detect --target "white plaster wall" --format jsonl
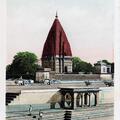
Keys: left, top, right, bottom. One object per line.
{"left": 44, "top": 72, "right": 49, "bottom": 79}
{"left": 100, "top": 74, "right": 112, "bottom": 80}
{"left": 101, "top": 65, "right": 107, "bottom": 73}
{"left": 9, "top": 89, "right": 60, "bottom": 105}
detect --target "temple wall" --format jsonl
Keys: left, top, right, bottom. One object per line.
{"left": 55, "top": 58, "right": 60, "bottom": 73}
{"left": 63, "top": 58, "right": 72, "bottom": 72}
{"left": 42, "top": 59, "right": 55, "bottom": 71}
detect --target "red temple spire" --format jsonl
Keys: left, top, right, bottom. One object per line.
{"left": 42, "top": 15, "right": 72, "bottom": 58}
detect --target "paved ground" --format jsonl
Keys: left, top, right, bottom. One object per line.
{"left": 6, "top": 81, "right": 106, "bottom": 93}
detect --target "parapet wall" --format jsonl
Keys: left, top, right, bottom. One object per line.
{"left": 100, "top": 74, "right": 113, "bottom": 80}
{"left": 36, "top": 72, "right": 113, "bottom": 81}
{"left": 50, "top": 73, "right": 113, "bottom": 80}
{"left": 53, "top": 74, "right": 100, "bottom": 80}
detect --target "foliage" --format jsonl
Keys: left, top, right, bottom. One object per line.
{"left": 102, "top": 60, "right": 111, "bottom": 65}
{"left": 94, "top": 60, "right": 111, "bottom": 66}
{"left": 72, "top": 57, "right": 82, "bottom": 72}
{"left": 6, "top": 51, "right": 39, "bottom": 79}
{"left": 72, "top": 57, "right": 94, "bottom": 73}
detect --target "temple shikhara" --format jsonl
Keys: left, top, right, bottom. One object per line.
{"left": 41, "top": 14, "right": 72, "bottom": 73}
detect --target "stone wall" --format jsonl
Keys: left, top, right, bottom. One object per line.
{"left": 53, "top": 74, "right": 100, "bottom": 80}
{"left": 36, "top": 72, "right": 113, "bottom": 81}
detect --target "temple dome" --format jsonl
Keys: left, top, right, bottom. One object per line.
{"left": 42, "top": 16, "right": 72, "bottom": 58}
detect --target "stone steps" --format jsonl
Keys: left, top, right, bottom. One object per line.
{"left": 6, "top": 93, "right": 20, "bottom": 105}
{"left": 6, "top": 103, "right": 113, "bottom": 120}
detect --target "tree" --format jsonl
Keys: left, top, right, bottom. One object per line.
{"left": 6, "top": 51, "right": 39, "bottom": 79}
{"left": 72, "top": 57, "right": 82, "bottom": 72}
{"left": 102, "top": 60, "right": 111, "bottom": 65}
{"left": 72, "top": 57, "right": 94, "bottom": 73}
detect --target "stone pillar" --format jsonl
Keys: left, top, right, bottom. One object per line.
{"left": 96, "top": 92, "right": 99, "bottom": 106}
{"left": 62, "top": 57, "right": 64, "bottom": 73}
{"left": 60, "top": 58, "right": 63, "bottom": 73}
{"left": 59, "top": 58, "right": 61, "bottom": 73}
{"left": 87, "top": 94, "right": 89, "bottom": 106}
{"left": 94, "top": 92, "right": 99, "bottom": 106}
{"left": 73, "top": 93, "right": 77, "bottom": 109}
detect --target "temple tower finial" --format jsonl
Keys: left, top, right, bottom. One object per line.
{"left": 55, "top": 11, "right": 58, "bottom": 19}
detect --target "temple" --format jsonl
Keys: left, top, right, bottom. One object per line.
{"left": 41, "top": 14, "right": 72, "bottom": 73}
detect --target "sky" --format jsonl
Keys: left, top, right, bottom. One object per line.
{"left": 7, "top": 0, "right": 114, "bottom": 65}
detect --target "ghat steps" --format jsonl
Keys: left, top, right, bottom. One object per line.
{"left": 6, "top": 93, "right": 20, "bottom": 105}
{"left": 6, "top": 103, "right": 113, "bottom": 120}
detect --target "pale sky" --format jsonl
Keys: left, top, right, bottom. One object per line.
{"left": 7, "top": 0, "right": 114, "bottom": 64}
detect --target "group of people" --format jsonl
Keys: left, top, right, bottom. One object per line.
{"left": 28, "top": 105, "right": 43, "bottom": 120}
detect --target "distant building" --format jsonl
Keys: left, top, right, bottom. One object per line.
{"left": 94, "top": 61, "right": 111, "bottom": 74}
{"left": 41, "top": 13, "right": 72, "bottom": 73}
{"left": 36, "top": 68, "right": 50, "bottom": 81}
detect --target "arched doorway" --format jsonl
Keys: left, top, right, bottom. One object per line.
{"left": 64, "top": 93, "right": 72, "bottom": 108}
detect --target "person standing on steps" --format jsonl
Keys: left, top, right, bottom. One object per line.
{"left": 38, "top": 110, "right": 43, "bottom": 120}
{"left": 28, "top": 105, "right": 33, "bottom": 116}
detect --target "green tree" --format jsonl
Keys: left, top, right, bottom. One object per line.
{"left": 102, "top": 60, "right": 111, "bottom": 65}
{"left": 72, "top": 57, "right": 82, "bottom": 72}
{"left": 6, "top": 51, "right": 39, "bottom": 78}
{"left": 72, "top": 57, "right": 93, "bottom": 73}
